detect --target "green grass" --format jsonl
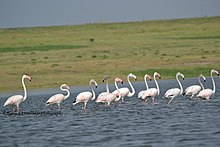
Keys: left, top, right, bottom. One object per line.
{"left": 0, "top": 16, "right": 220, "bottom": 92}
{"left": 0, "top": 45, "right": 87, "bottom": 52}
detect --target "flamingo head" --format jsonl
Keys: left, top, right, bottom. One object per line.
{"left": 23, "top": 75, "right": 32, "bottom": 81}
{"left": 177, "top": 72, "right": 184, "bottom": 80}
{"left": 211, "top": 69, "right": 219, "bottom": 76}
{"left": 61, "top": 84, "right": 70, "bottom": 90}
{"left": 200, "top": 74, "right": 206, "bottom": 82}
{"left": 115, "top": 78, "right": 123, "bottom": 84}
{"left": 154, "top": 72, "right": 161, "bottom": 79}
{"left": 145, "top": 74, "right": 152, "bottom": 81}
{"left": 90, "top": 79, "right": 98, "bottom": 88}
{"left": 102, "top": 75, "right": 110, "bottom": 82}
{"left": 129, "top": 73, "right": 137, "bottom": 81}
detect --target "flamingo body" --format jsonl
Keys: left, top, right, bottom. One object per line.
{"left": 197, "top": 89, "right": 214, "bottom": 99}
{"left": 96, "top": 92, "right": 109, "bottom": 103}
{"left": 164, "top": 88, "right": 181, "bottom": 99}
{"left": 142, "top": 88, "right": 158, "bottom": 99}
{"left": 184, "top": 85, "right": 201, "bottom": 98}
{"left": 4, "top": 95, "right": 24, "bottom": 107}
{"left": 113, "top": 88, "right": 129, "bottom": 99}
{"left": 76, "top": 91, "right": 93, "bottom": 102}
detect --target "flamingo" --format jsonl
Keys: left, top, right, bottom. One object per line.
{"left": 96, "top": 75, "right": 110, "bottom": 104}
{"left": 3, "top": 75, "right": 32, "bottom": 112}
{"left": 96, "top": 78, "right": 123, "bottom": 105}
{"left": 73, "top": 79, "right": 97, "bottom": 110}
{"left": 183, "top": 74, "right": 206, "bottom": 98}
{"left": 138, "top": 74, "right": 152, "bottom": 99}
{"left": 46, "top": 84, "right": 70, "bottom": 109}
{"left": 112, "top": 73, "right": 137, "bottom": 101}
{"left": 141, "top": 72, "right": 161, "bottom": 103}
{"left": 197, "top": 69, "right": 219, "bottom": 99}
{"left": 164, "top": 72, "right": 184, "bottom": 104}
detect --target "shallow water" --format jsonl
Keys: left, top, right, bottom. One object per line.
{"left": 0, "top": 77, "right": 220, "bottom": 147}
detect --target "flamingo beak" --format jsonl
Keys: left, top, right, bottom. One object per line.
{"left": 159, "top": 77, "right": 161, "bottom": 79}
{"left": 95, "top": 85, "right": 97, "bottom": 88}
{"left": 103, "top": 80, "right": 105, "bottom": 82}
{"left": 121, "top": 81, "right": 123, "bottom": 84}
{"left": 135, "top": 78, "right": 137, "bottom": 81}
{"left": 150, "top": 79, "right": 152, "bottom": 81}
{"left": 218, "top": 73, "right": 219, "bottom": 76}
{"left": 183, "top": 78, "right": 185, "bottom": 80}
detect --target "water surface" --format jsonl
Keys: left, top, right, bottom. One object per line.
{"left": 1, "top": 77, "right": 220, "bottom": 147}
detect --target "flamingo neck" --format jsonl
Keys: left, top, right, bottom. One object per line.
{"left": 62, "top": 88, "right": 70, "bottom": 100}
{"left": 198, "top": 75, "right": 204, "bottom": 90}
{"left": 106, "top": 80, "right": 109, "bottom": 93}
{"left": 176, "top": 74, "right": 183, "bottom": 95}
{"left": 90, "top": 81, "right": 96, "bottom": 100}
{"left": 154, "top": 74, "right": 160, "bottom": 95}
{"left": 144, "top": 75, "right": 149, "bottom": 90}
{"left": 211, "top": 71, "right": 216, "bottom": 93}
{"left": 127, "top": 75, "right": 135, "bottom": 97}
{"left": 115, "top": 80, "right": 121, "bottom": 101}
{"left": 22, "top": 76, "right": 27, "bottom": 101}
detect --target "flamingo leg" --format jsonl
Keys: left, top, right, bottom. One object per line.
{"left": 51, "top": 104, "right": 54, "bottom": 110}
{"left": 168, "top": 97, "right": 174, "bottom": 104}
{"left": 190, "top": 95, "right": 194, "bottom": 99}
{"left": 58, "top": 104, "right": 61, "bottom": 110}
{"left": 82, "top": 103, "right": 85, "bottom": 110}
{"left": 16, "top": 105, "right": 20, "bottom": 113}
{"left": 152, "top": 97, "right": 155, "bottom": 104}
{"left": 84, "top": 102, "right": 87, "bottom": 110}
{"left": 144, "top": 98, "right": 148, "bottom": 103}
{"left": 13, "top": 106, "right": 17, "bottom": 112}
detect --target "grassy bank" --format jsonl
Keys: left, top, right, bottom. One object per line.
{"left": 0, "top": 17, "right": 220, "bottom": 92}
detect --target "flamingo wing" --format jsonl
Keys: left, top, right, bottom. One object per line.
{"left": 4, "top": 95, "right": 24, "bottom": 106}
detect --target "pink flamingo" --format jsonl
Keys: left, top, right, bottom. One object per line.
{"left": 183, "top": 74, "right": 206, "bottom": 98}
{"left": 96, "top": 78, "right": 123, "bottom": 105}
{"left": 46, "top": 84, "right": 70, "bottom": 109}
{"left": 164, "top": 72, "right": 184, "bottom": 104}
{"left": 112, "top": 73, "right": 137, "bottom": 101}
{"left": 96, "top": 75, "right": 110, "bottom": 104}
{"left": 3, "top": 75, "right": 32, "bottom": 112}
{"left": 138, "top": 74, "right": 152, "bottom": 99}
{"left": 73, "top": 79, "right": 97, "bottom": 110}
{"left": 197, "top": 69, "right": 219, "bottom": 99}
{"left": 141, "top": 72, "right": 161, "bottom": 103}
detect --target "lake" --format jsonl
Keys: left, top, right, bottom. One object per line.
{"left": 0, "top": 77, "right": 220, "bottom": 146}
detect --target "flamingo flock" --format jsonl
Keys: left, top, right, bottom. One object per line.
{"left": 2, "top": 69, "right": 219, "bottom": 112}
